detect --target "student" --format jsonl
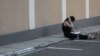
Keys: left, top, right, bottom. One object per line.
{"left": 62, "top": 16, "right": 96, "bottom": 40}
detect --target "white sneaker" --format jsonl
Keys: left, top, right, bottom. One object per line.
{"left": 88, "top": 34, "right": 96, "bottom": 40}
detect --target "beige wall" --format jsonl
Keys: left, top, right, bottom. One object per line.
{"left": 67, "top": 0, "right": 86, "bottom": 20}
{"left": 0, "top": 0, "right": 29, "bottom": 35}
{"left": 0, "top": 0, "right": 99, "bottom": 35}
{"left": 35, "top": 0, "right": 62, "bottom": 28}
{"left": 90, "top": 0, "right": 100, "bottom": 17}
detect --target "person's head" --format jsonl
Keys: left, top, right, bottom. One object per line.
{"left": 69, "top": 16, "right": 75, "bottom": 22}
{"left": 64, "top": 16, "right": 75, "bottom": 22}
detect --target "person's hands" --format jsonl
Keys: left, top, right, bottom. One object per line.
{"left": 68, "top": 18, "right": 71, "bottom": 23}
{"left": 69, "top": 18, "right": 74, "bottom": 27}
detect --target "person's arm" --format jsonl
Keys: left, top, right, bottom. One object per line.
{"left": 71, "top": 28, "right": 75, "bottom": 32}
{"left": 64, "top": 21, "right": 73, "bottom": 28}
{"left": 68, "top": 18, "right": 74, "bottom": 27}
{"left": 64, "top": 21, "right": 76, "bottom": 32}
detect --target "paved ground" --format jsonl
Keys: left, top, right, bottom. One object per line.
{"left": 0, "top": 24, "right": 99, "bottom": 56}
{"left": 0, "top": 34, "right": 66, "bottom": 56}
{"left": 24, "top": 33, "right": 100, "bottom": 56}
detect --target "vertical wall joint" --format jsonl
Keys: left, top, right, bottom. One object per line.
{"left": 86, "top": 0, "right": 89, "bottom": 18}
{"left": 62, "top": 0, "right": 67, "bottom": 22}
{"left": 29, "top": 0, "right": 35, "bottom": 30}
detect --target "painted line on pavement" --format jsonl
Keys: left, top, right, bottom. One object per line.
{"left": 47, "top": 47, "right": 83, "bottom": 51}
{"left": 74, "top": 40, "right": 100, "bottom": 43}
{"left": 15, "top": 47, "right": 35, "bottom": 54}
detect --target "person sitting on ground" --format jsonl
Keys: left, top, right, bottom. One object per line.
{"left": 62, "top": 16, "right": 96, "bottom": 40}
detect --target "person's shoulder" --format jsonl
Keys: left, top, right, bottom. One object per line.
{"left": 64, "top": 21, "right": 69, "bottom": 26}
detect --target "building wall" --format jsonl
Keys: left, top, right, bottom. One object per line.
{"left": 0, "top": 0, "right": 29, "bottom": 35}
{"left": 35, "top": 0, "right": 62, "bottom": 28}
{"left": 90, "top": 0, "right": 100, "bottom": 17}
{"left": 67, "top": 0, "right": 86, "bottom": 20}
{"left": 0, "top": 0, "right": 100, "bottom": 35}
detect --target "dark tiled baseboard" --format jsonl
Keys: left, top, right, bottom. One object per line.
{"left": 74, "top": 16, "right": 100, "bottom": 29}
{"left": 0, "top": 24, "right": 62, "bottom": 46}
{"left": 0, "top": 16, "right": 100, "bottom": 46}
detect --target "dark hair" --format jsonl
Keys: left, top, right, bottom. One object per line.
{"left": 70, "top": 16, "right": 75, "bottom": 22}
{"left": 64, "top": 17, "right": 69, "bottom": 22}
{"left": 64, "top": 16, "right": 75, "bottom": 22}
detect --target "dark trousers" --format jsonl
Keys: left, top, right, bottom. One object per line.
{"left": 64, "top": 32, "right": 88, "bottom": 40}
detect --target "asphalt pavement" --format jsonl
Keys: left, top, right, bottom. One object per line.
{"left": 24, "top": 33, "right": 100, "bottom": 56}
